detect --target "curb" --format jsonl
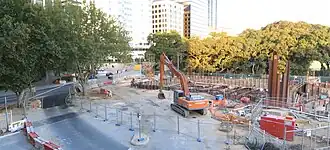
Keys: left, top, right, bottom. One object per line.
{"left": 23, "top": 118, "right": 63, "bottom": 150}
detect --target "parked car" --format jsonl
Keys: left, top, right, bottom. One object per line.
{"left": 106, "top": 72, "right": 113, "bottom": 76}
{"left": 107, "top": 72, "right": 114, "bottom": 80}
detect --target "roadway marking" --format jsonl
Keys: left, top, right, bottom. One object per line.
{"left": 0, "top": 132, "right": 20, "bottom": 139}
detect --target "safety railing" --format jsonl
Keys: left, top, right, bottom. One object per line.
{"left": 248, "top": 97, "right": 330, "bottom": 150}
{"left": 71, "top": 98, "right": 248, "bottom": 148}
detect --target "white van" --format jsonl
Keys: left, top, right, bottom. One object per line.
{"left": 8, "top": 120, "right": 25, "bottom": 133}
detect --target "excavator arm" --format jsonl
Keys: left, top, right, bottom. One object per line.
{"left": 158, "top": 52, "right": 190, "bottom": 99}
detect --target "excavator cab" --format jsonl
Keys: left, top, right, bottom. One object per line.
{"left": 173, "top": 90, "right": 185, "bottom": 103}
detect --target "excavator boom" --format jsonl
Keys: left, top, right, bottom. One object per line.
{"left": 158, "top": 52, "right": 189, "bottom": 99}
{"left": 158, "top": 52, "right": 209, "bottom": 118}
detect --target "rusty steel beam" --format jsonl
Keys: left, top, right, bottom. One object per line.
{"left": 267, "top": 52, "right": 291, "bottom": 107}
{"left": 281, "top": 61, "right": 290, "bottom": 104}
{"left": 271, "top": 54, "right": 279, "bottom": 106}
{"left": 268, "top": 60, "right": 273, "bottom": 98}
{"left": 276, "top": 73, "right": 282, "bottom": 107}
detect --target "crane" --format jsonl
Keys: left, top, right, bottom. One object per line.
{"left": 158, "top": 52, "right": 209, "bottom": 117}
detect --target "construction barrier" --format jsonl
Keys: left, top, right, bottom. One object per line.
{"left": 23, "top": 118, "right": 63, "bottom": 150}
{"left": 103, "top": 81, "right": 112, "bottom": 85}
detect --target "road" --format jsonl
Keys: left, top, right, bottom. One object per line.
{"left": 0, "top": 83, "right": 74, "bottom": 106}
{"left": 0, "top": 112, "right": 130, "bottom": 150}
{"left": 0, "top": 70, "right": 141, "bottom": 106}
{"left": 32, "top": 112, "right": 130, "bottom": 150}
{"left": 0, "top": 133, "right": 33, "bottom": 150}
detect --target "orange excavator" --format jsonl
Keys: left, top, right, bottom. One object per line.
{"left": 158, "top": 52, "right": 210, "bottom": 117}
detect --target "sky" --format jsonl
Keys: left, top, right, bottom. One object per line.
{"left": 217, "top": 0, "right": 330, "bottom": 35}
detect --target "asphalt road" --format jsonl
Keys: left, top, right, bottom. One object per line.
{"left": 0, "top": 70, "right": 140, "bottom": 105}
{"left": 33, "top": 112, "right": 129, "bottom": 150}
{"left": 0, "top": 83, "right": 74, "bottom": 105}
{"left": 0, "top": 112, "right": 129, "bottom": 150}
{"left": 0, "top": 133, "right": 33, "bottom": 150}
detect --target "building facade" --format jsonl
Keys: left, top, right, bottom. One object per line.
{"left": 130, "top": 0, "right": 153, "bottom": 60}
{"left": 94, "top": 0, "right": 152, "bottom": 60}
{"left": 32, "top": 0, "right": 153, "bottom": 60}
{"left": 208, "top": 0, "right": 217, "bottom": 30}
{"left": 183, "top": 4, "right": 191, "bottom": 38}
{"left": 177, "top": 0, "right": 209, "bottom": 38}
{"left": 152, "top": 0, "right": 184, "bottom": 36}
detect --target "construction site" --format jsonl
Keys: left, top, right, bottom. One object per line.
{"left": 124, "top": 52, "right": 330, "bottom": 150}
{"left": 2, "top": 53, "right": 330, "bottom": 150}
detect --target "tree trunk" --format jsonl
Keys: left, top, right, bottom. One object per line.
{"left": 81, "top": 83, "right": 86, "bottom": 96}
{"left": 252, "top": 64, "right": 255, "bottom": 74}
{"left": 15, "top": 92, "right": 20, "bottom": 108}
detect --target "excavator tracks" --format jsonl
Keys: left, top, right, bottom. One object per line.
{"left": 198, "top": 108, "right": 208, "bottom": 115}
{"left": 171, "top": 104, "right": 189, "bottom": 118}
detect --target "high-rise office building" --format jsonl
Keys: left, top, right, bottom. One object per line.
{"left": 95, "top": 0, "right": 152, "bottom": 60}
{"left": 106, "top": 0, "right": 133, "bottom": 36}
{"left": 130, "top": 0, "right": 153, "bottom": 60}
{"left": 208, "top": 0, "right": 217, "bottom": 29}
{"left": 177, "top": 0, "right": 209, "bottom": 38}
{"left": 32, "top": 0, "right": 153, "bottom": 60}
{"left": 152, "top": 0, "right": 184, "bottom": 36}
{"left": 183, "top": 3, "right": 191, "bottom": 38}
{"left": 32, "top": 0, "right": 82, "bottom": 6}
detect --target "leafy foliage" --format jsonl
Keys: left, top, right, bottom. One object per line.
{"left": 188, "top": 21, "right": 330, "bottom": 75}
{"left": 0, "top": 0, "right": 131, "bottom": 105}
{"left": 147, "top": 31, "right": 187, "bottom": 70}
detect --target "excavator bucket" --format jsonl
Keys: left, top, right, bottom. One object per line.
{"left": 158, "top": 92, "right": 166, "bottom": 99}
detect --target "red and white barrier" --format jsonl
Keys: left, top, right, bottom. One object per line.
{"left": 103, "top": 81, "right": 113, "bottom": 85}
{"left": 22, "top": 118, "right": 63, "bottom": 150}
{"left": 44, "top": 141, "right": 62, "bottom": 150}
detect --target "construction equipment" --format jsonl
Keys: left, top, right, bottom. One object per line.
{"left": 142, "top": 63, "right": 155, "bottom": 80}
{"left": 211, "top": 94, "right": 227, "bottom": 107}
{"left": 209, "top": 104, "right": 250, "bottom": 125}
{"left": 158, "top": 52, "right": 209, "bottom": 117}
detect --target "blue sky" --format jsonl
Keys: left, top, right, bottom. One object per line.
{"left": 217, "top": 0, "right": 330, "bottom": 35}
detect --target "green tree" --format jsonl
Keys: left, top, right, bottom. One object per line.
{"left": 56, "top": 1, "right": 131, "bottom": 95}
{"left": 147, "top": 31, "right": 187, "bottom": 70}
{"left": 187, "top": 21, "right": 330, "bottom": 75}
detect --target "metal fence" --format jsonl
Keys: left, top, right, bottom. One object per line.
{"left": 0, "top": 110, "right": 13, "bottom": 132}
{"left": 246, "top": 97, "right": 330, "bottom": 150}
{"left": 245, "top": 119, "right": 330, "bottom": 150}
{"left": 189, "top": 72, "right": 330, "bottom": 83}
{"left": 71, "top": 97, "right": 248, "bottom": 148}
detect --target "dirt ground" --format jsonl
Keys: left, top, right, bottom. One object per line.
{"left": 83, "top": 84, "right": 249, "bottom": 149}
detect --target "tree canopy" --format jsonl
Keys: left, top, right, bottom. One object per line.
{"left": 0, "top": 0, "right": 131, "bottom": 106}
{"left": 187, "top": 21, "right": 330, "bottom": 75}
{"left": 147, "top": 31, "right": 187, "bottom": 70}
